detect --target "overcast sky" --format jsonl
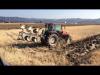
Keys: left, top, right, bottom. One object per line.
{"left": 0, "top": 9, "right": 100, "bottom": 19}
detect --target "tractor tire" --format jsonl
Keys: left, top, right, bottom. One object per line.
{"left": 48, "top": 34, "right": 59, "bottom": 48}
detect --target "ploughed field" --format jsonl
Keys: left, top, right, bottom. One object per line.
{"left": 0, "top": 23, "right": 100, "bottom": 66}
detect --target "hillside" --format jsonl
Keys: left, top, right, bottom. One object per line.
{"left": 0, "top": 16, "right": 100, "bottom": 24}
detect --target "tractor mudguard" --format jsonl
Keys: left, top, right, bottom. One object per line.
{"left": 48, "top": 31, "right": 59, "bottom": 36}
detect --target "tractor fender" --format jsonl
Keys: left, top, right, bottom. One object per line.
{"left": 48, "top": 31, "right": 59, "bottom": 36}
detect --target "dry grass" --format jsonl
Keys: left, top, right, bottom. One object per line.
{"left": 62, "top": 25, "right": 100, "bottom": 41}
{"left": 0, "top": 24, "right": 100, "bottom": 66}
{"left": 0, "top": 47, "right": 68, "bottom": 65}
{"left": 88, "top": 49, "right": 100, "bottom": 65}
{"left": 0, "top": 29, "right": 68, "bottom": 65}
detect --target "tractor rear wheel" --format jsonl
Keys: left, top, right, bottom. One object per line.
{"left": 48, "top": 34, "right": 59, "bottom": 48}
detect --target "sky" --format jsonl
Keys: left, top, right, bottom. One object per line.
{"left": 0, "top": 9, "right": 100, "bottom": 19}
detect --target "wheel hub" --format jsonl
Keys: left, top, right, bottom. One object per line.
{"left": 49, "top": 37, "right": 56, "bottom": 44}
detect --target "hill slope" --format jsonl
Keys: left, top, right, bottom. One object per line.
{"left": 0, "top": 16, "right": 100, "bottom": 24}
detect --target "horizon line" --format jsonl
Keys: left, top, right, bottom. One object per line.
{"left": 0, "top": 16, "right": 100, "bottom": 19}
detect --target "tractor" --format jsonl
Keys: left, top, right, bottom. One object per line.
{"left": 42, "top": 23, "right": 72, "bottom": 49}
{"left": 17, "top": 23, "right": 72, "bottom": 49}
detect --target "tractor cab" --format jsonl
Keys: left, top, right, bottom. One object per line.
{"left": 45, "top": 23, "right": 67, "bottom": 35}
{"left": 44, "top": 23, "right": 72, "bottom": 48}
{"left": 45, "top": 23, "right": 62, "bottom": 32}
